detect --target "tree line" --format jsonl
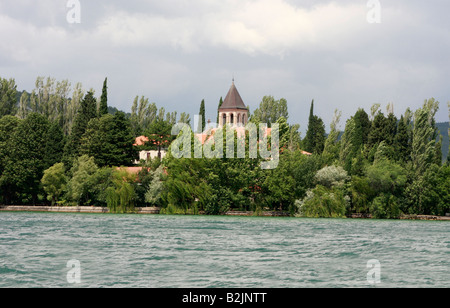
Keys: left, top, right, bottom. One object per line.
{"left": 0, "top": 75, "right": 449, "bottom": 218}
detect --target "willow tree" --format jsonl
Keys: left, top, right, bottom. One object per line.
{"left": 106, "top": 169, "right": 137, "bottom": 214}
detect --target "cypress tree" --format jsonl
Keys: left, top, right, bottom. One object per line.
{"left": 303, "top": 100, "right": 315, "bottom": 153}
{"left": 99, "top": 78, "right": 108, "bottom": 116}
{"left": 303, "top": 100, "right": 325, "bottom": 154}
{"left": 199, "top": 99, "right": 206, "bottom": 132}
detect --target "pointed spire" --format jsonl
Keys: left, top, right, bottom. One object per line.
{"left": 219, "top": 80, "right": 247, "bottom": 111}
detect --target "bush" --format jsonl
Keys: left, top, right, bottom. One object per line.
{"left": 296, "top": 185, "right": 348, "bottom": 218}
{"left": 369, "top": 193, "right": 401, "bottom": 219}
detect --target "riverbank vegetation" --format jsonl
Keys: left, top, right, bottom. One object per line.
{"left": 0, "top": 76, "right": 449, "bottom": 218}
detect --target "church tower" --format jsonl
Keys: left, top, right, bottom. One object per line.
{"left": 218, "top": 80, "right": 249, "bottom": 127}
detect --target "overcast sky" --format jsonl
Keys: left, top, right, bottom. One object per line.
{"left": 1, "top": 0, "right": 449, "bottom": 133}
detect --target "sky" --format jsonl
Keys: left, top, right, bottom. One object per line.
{"left": 1, "top": 0, "right": 449, "bottom": 133}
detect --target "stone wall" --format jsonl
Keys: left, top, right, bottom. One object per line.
{"left": 0, "top": 206, "right": 161, "bottom": 214}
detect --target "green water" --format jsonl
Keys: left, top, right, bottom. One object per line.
{"left": 0, "top": 212, "right": 448, "bottom": 288}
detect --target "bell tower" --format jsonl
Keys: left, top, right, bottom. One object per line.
{"left": 218, "top": 80, "right": 249, "bottom": 127}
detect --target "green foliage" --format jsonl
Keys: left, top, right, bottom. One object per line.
{"left": 2, "top": 74, "right": 449, "bottom": 220}
{"left": 314, "top": 165, "right": 349, "bottom": 189}
{"left": 296, "top": 185, "right": 348, "bottom": 218}
{"left": 144, "top": 165, "right": 165, "bottom": 206}
{"left": 322, "top": 110, "right": 341, "bottom": 165}
{"left": 0, "top": 77, "right": 18, "bottom": 117}
{"left": 251, "top": 95, "right": 288, "bottom": 127}
{"left": 80, "top": 112, "right": 137, "bottom": 167}
{"left": 303, "top": 100, "right": 325, "bottom": 154}
{"left": 1, "top": 113, "right": 56, "bottom": 204}
{"left": 369, "top": 193, "right": 401, "bottom": 219}
{"left": 394, "top": 115, "right": 411, "bottom": 163}
{"left": 63, "top": 91, "right": 98, "bottom": 166}
{"left": 217, "top": 97, "right": 223, "bottom": 124}
{"left": 66, "top": 155, "right": 99, "bottom": 205}
{"left": 405, "top": 164, "right": 450, "bottom": 216}
{"left": 198, "top": 99, "right": 206, "bottom": 132}
{"left": 99, "top": 78, "right": 108, "bottom": 116}
{"left": 106, "top": 169, "right": 137, "bottom": 214}
{"left": 41, "top": 163, "right": 67, "bottom": 205}
{"left": 411, "top": 103, "right": 439, "bottom": 175}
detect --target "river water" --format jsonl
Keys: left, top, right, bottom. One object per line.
{"left": 0, "top": 212, "right": 448, "bottom": 288}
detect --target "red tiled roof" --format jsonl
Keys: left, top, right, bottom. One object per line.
{"left": 134, "top": 135, "right": 171, "bottom": 147}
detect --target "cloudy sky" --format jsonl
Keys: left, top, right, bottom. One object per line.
{"left": 1, "top": 0, "right": 449, "bottom": 132}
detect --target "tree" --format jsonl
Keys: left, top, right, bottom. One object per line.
{"left": 365, "top": 158, "right": 407, "bottom": 218}
{"left": 353, "top": 108, "right": 371, "bottom": 149}
{"left": 217, "top": 97, "right": 223, "bottom": 124}
{"left": 411, "top": 102, "right": 438, "bottom": 176}
{"left": 1, "top": 113, "right": 52, "bottom": 204}
{"left": 64, "top": 91, "right": 98, "bottom": 165}
{"left": 295, "top": 185, "right": 348, "bottom": 218}
{"left": 303, "top": 100, "right": 325, "bottom": 154}
{"left": 0, "top": 77, "right": 18, "bottom": 117}
{"left": 80, "top": 112, "right": 137, "bottom": 167}
{"left": 99, "top": 77, "right": 108, "bottom": 116}
{"left": 384, "top": 112, "right": 398, "bottom": 146}
{"left": 394, "top": 115, "right": 411, "bottom": 163}
{"left": 405, "top": 164, "right": 449, "bottom": 216}
{"left": 263, "top": 150, "right": 296, "bottom": 212}
{"left": 198, "top": 99, "right": 206, "bottom": 132}
{"left": 0, "top": 116, "right": 21, "bottom": 204}
{"left": 105, "top": 168, "right": 137, "bottom": 213}
{"left": 66, "top": 155, "right": 99, "bottom": 205}
{"left": 339, "top": 117, "right": 356, "bottom": 172}
{"left": 368, "top": 111, "right": 387, "bottom": 151}
{"left": 251, "top": 95, "right": 288, "bottom": 127}
{"left": 314, "top": 165, "right": 349, "bottom": 189}
{"left": 44, "top": 121, "right": 65, "bottom": 168}
{"left": 41, "top": 163, "right": 67, "bottom": 205}
{"left": 144, "top": 165, "right": 165, "bottom": 206}
{"left": 145, "top": 118, "right": 175, "bottom": 161}
{"left": 322, "top": 109, "right": 342, "bottom": 165}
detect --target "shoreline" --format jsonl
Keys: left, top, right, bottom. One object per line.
{"left": 1, "top": 205, "right": 450, "bottom": 221}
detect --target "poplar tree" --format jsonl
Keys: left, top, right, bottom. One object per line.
{"left": 394, "top": 115, "right": 411, "bottom": 163}
{"left": 0, "top": 77, "right": 17, "bottom": 117}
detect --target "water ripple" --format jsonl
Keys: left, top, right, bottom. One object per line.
{"left": 0, "top": 213, "right": 449, "bottom": 288}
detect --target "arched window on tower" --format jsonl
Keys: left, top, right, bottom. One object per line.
{"left": 222, "top": 114, "right": 226, "bottom": 126}
{"left": 237, "top": 114, "right": 241, "bottom": 126}
{"left": 230, "top": 114, "right": 234, "bottom": 125}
